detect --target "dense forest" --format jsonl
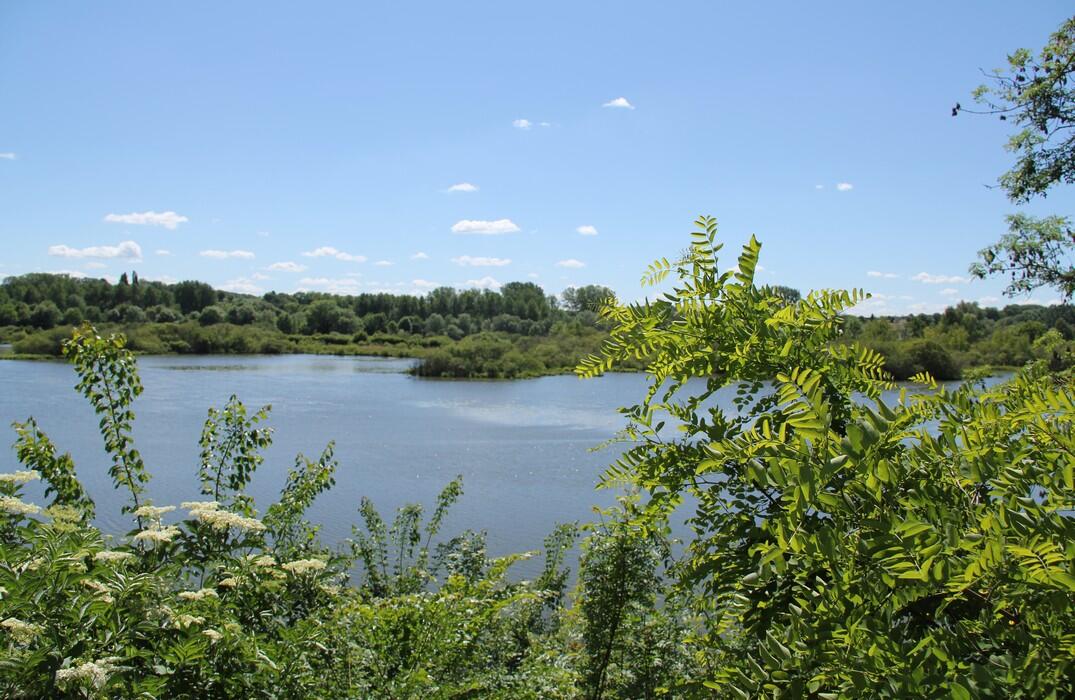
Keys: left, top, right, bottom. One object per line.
{"left": 1, "top": 270, "right": 1073, "bottom": 380}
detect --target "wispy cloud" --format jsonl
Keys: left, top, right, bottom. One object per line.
{"left": 465, "top": 276, "right": 501, "bottom": 290}
{"left": 815, "top": 184, "right": 824, "bottom": 190}
{"left": 527, "top": 272, "right": 539, "bottom": 278}
{"left": 218, "top": 277, "right": 264, "bottom": 295}
{"left": 912, "top": 272, "right": 968, "bottom": 284}
{"left": 83, "top": 261, "right": 107, "bottom": 270}
{"left": 556, "top": 259, "right": 586, "bottom": 269}
{"left": 297, "top": 277, "right": 363, "bottom": 294}
{"left": 867, "top": 271, "right": 899, "bottom": 279}
{"left": 48, "top": 240, "right": 142, "bottom": 260}
{"left": 374, "top": 260, "right": 394, "bottom": 267}
{"left": 836, "top": 183, "right": 854, "bottom": 192}
{"left": 602, "top": 97, "right": 634, "bottom": 110}
{"left": 412, "top": 279, "right": 437, "bottom": 289}
{"left": 452, "top": 255, "right": 511, "bottom": 267}
{"left": 268, "top": 261, "right": 307, "bottom": 272}
{"left": 940, "top": 288, "right": 960, "bottom": 296}
{"left": 155, "top": 249, "right": 173, "bottom": 256}
{"left": 447, "top": 182, "right": 478, "bottom": 193}
{"left": 513, "top": 119, "right": 532, "bottom": 130}
{"left": 104, "top": 210, "right": 188, "bottom": 230}
{"left": 302, "top": 246, "right": 367, "bottom": 262}
{"left": 576, "top": 225, "right": 598, "bottom": 236}
{"left": 411, "top": 251, "right": 429, "bottom": 260}
{"left": 451, "top": 219, "right": 520, "bottom": 235}
{"left": 0, "top": 153, "right": 15, "bottom": 160}
{"left": 200, "top": 249, "right": 255, "bottom": 260}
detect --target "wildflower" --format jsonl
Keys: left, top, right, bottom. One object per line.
{"left": 0, "top": 470, "right": 40, "bottom": 485}
{"left": 178, "top": 588, "right": 218, "bottom": 602}
{"left": 0, "top": 496, "right": 41, "bottom": 516}
{"left": 202, "top": 629, "right": 223, "bottom": 642}
{"left": 176, "top": 614, "right": 205, "bottom": 628}
{"left": 80, "top": 579, "right": 114, "bottom": 604}
{"left": 186, "top": 503, "right": 265, "bottom": 532}
{"left": 247, "top": 554, "right": 276, "bottom": 568}
{"left": 94, "top": 550, "right": 134, "bottom": 564}
{"left": 1, "top": 617, "right": 41, "bottom": 644}
{"left": 132, "top": 525, "right": 181, "bottom": 545}
{"left": 44, "top": 504, "right": 85, "bottom": 523}
{"left": 55, "top": 659, "right": 121, "bottom": 689}
{"left": 217, "top": 577, "right": 240, "bottom": 588}
{"left": 281, "top": 559, "right": 327, "bottom": 575}
{"left": 133, "top": 504, "right": 176, "bottom": 520}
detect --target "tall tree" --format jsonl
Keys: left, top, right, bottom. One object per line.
{"left": 957, "top": 16, "right": 1075, "bottom": 300}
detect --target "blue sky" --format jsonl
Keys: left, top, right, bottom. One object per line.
{"left": 2, "top": 1, "right": 1073, "bottom": 314}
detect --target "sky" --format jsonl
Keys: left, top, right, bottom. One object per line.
{"left": 2, "top": 1, "right": 1074, "bottom": 315}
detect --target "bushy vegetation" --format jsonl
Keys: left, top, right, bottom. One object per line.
{"left": 3, "top": 221, "right": 1074, "bottom": 697}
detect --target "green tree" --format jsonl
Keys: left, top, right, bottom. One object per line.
{"left": 579, "top": 217, "right": 1075, "bottom": 697}
{"left": 959, "top": 16, "right": 1075, "bottom": 300}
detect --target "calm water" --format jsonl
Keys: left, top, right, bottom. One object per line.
{"left": 0, "top": 355, "right": 1009, "bottom": 571}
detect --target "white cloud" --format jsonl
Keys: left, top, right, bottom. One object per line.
{"left": 940, "top": 288, "right": 960, "bottom": 296}
{"left": 301, "top": 246, "right": 367, "bottom": 262}
{"left": 48, "top": 240, "right": 142, "bottom": 260}
{"left": 104, "top": 210, "right": 188, "bottom": 230}
{"left": 268, "top": 261, "right": 307, "bottom": 272}
{"left": 556, "top": 258, "right": 586, "bottom": 268}
{"left": 527, "top": 272, "right": 539, "bottom": 278}
{"left": 447, "top": 183, "right": 478, "bottom": 193}
{"left": 451, "top": 218, "right": 520, "bottom": 235}
{"left": 513, "top": 119, "right": 532, "bottom": 129}
{"left": 577, "top": 225, "right": 598, "bottom": 236}
{"left": 297, "top": 277, "right": 363, "bottom": 294}
{"left": 465, "top": 276, "right": 501, "bottom": 290}
{"left": 867, "top": 271, "right": 899, "bottom": 279}
{"left": 257, "top": 230, "right": 270, "bottom": 238}
{"left": 411, "top": 251, "right": 429, "bottom": 260}
{"left": 815, "top": 184, "right": 824, "bottom": 190}
{"left": 912, "top": 272, "right": 969, "bottom": 284}
{"left": 200, "top": 249, "right": 255, "bottom": 260}
{"left": 84, "top": 261, "right": 107, "bottom": 270}
{"left": 978, "top": 296, "right": 1001, "bottom": 305}
{"left": 155, "top": 249, "right": 173, "bottom": 256}
{"left": 603, "top": 97, "right": 635, "bottom": 110}
{"left": 412, "top": 279, "right": 437, "bottom": 289}
{"left": 250, "top": 272, "right": 270, "bottom": 280}
{"left": 374, "top": 260, "right": 394, "bottom": 267}
{"left": 452, "top": 255, "right": 511, "bottom": 267}
{"left": 218, "top": 277, "right": 263, "bottom": 295}
{"left": 836, "top": 183, "right": 854, "bottom": 192}
{"left": 0, "top": 153, "right": 15, "bottom": 160}
{"left": 47, "top": 269, "right": 89, "bottom": 279}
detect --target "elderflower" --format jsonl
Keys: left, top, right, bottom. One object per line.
{"left": 202, "top": 629, "right": 223, "bottom": 642}
{"left": 81, "top": 579, "right": 114, "bottom": 605}
{"left": 281, "top": 558, "right": 327, "bottom": 575}
{"left": 217, "top": 577, "right": 240, "bottom": 588}
{"left": 175, "top": 614, "right": 205, "bottom": 628}
{"left": 178, "top": 588, "right": 218, "bottom": 602}
{"left": 186, "top": 504, "right": 265, "bottom": 532}
{"left": 0, "top": 470, "right": 40, "bottom": 485}
{"left": 94, "top": 550, "right": 134, "bottom": 564}
{"left": 0, "top": 496, "right": 41, "bottom": 516}
{"left": 55, "top": 658, "right": 122, "bottom": 689}
{"left": 248, "top": 554, "right": 276, "bottom": 568}
{"left": 132, "top": 525, "right": 181, "bottom": 545}
{"left": 133, "top": 504, "right": 176, "bottom": 520}
{"left": 1, "top": 617, "right": 41, "bottom": 644}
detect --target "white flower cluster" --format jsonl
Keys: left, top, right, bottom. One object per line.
{"left": 1, "top": 617, "right": 41, "bottom": 643}
{"left": 176, "top": 614, "right": 205, "bottom": 628}
{"left": 249, "top": 554, "right": 276, "bottom": 568}
{"left": 178, "top": 588, "right": 219, "bottom": 602}
{"left": 81, "top": 579, "right": 114, "bottom": 605}
{"left": 281, "top": 559, "right": 327, "bottom": 575}
{"left": 0, "top": 470, "right": 40, "bottom": 485}
{"left": 217, "top": 577, "right": 240, "bottom": 588}
{"left": 202, "top": 629, "right": 223, "bottom": 642}
{"left": 94, "top": 550, "right": 135, "bottom": 563}
{"left": 133, "top": 504, "right": 176, "bottom": 520}
{"left": 0, "top": 496, "right": 41, "bottom": 516}
{"left": 133, "top": 525, "right": 181, "bottom": 545}
{"left": 183, "top": 501, "right": 265, "bottom": 532}
{"left": 55, "top": 658, "right": 123, "bottom": 689}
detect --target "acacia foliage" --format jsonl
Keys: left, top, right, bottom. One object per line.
{"left": 579, "top": 216, "right": 1075, "bottom": 697}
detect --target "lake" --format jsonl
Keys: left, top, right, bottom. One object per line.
{"left": 0, "top": 355, "right": 1009, "bottom": 574}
